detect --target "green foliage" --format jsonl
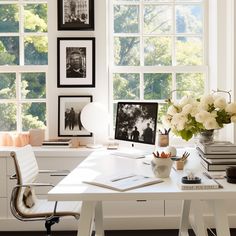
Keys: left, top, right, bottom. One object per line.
{"left": 144, "top": 73, "right": 172, "bottom": 100}
{"left": 24, "top": 4, "right": 47, "bottom": 32}
{"left": 113, "top": 73, "right": 139, "bottom": 100}
{"left": 114, "top": 5, "right": 139, "bottom": 33}
{"left": 0, "top": 37, "right": 19, "bottom": 65}
{"left": 0, "top": 4, "right": 19, "bottom": 32}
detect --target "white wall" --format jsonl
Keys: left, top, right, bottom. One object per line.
{"left": 47, "top": 0, "right": 109, "bottom": 145}
{"left": 47, "top": 0, "right": 235, "bottom": 145}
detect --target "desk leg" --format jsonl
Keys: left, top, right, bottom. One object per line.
{"left": 191, "top": 200, "right": 208, "bottom": 236}
{"left": 77, "top": 201, "right": 96, "bottom": 236}
{"left": 178, "top": 200, "right": 190, "bottom": 236}
{"left": 211, "top": 200, "right": 230, "bottom": 236}
{"left": 95, "top": 201, "right": 104, "bottom": 236}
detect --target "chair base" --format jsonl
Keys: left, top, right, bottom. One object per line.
{"left": 45, "top": 217, "right": 60, "bottom": 236}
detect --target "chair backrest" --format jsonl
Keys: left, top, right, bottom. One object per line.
{"left": 11, "top": 145, "right": 39, "bottom": 185}
{"left": 10, "top": 145, "right": 39, "bottom": 218}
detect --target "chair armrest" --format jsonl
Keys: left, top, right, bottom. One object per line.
{"left": 16, "top": 183, "right": 55, "bottom": 188}
{"left": 39, "top": 169, "right": 70, "bottom": 176}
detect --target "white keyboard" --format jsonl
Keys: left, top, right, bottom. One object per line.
{"left": 112, "top": 151, "right": 146, "bottom": 159}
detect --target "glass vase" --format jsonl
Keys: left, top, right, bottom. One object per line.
{"left": 198, "top": 129, "right": 214, "bottom": 144}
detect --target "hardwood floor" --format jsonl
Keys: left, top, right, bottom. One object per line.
{"left": 0, "top": 229, "right": 236, "bottom": 236}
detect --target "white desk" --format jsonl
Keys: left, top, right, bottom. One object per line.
{"left": 48, "top": 148, "right": 236, "bottom": 236}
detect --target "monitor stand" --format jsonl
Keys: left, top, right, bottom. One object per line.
{"left": 111, "top": 143, "right": 153, "bottom": 159}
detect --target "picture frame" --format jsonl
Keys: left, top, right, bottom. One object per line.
{"left": 57, "top": 37, "right": 95, "bottom": 87}
{"left": 58, "top": 95, "right": 93, "bottom": 137}
{"left": 58, "top": 0, "right": 94, "bottom": 31}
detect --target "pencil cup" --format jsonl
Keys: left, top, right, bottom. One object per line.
{"left": 158, "top": 134, "right": 169, "bottom": 147}
{"left": 175, "top": 160, "right": 185, "bottom": 170}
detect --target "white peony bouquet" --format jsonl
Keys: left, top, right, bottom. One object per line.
{"left": 162, "top": 94, "right": 236, "bottom": 141}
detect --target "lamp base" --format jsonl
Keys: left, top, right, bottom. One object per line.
{"left": 86, "top": 143, "right": 103, "bottom": 149}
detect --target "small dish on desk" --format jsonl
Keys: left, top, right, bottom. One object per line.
{"left": 181, "top": 176, "right": 201, "bottom": 184}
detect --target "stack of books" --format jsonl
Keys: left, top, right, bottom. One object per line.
{"left": 42, "top": 139, "right": 72, "bottom": 148}
{"left": 196, "top": 141, "right": 236, "bottom": 171}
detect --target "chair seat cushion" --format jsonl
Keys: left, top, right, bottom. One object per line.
{"left": 21, "top": 199, "right": 81, "bottom": 219}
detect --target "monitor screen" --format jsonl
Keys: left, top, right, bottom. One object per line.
{"left": 114, "top": 102, "right": 158, "bottom": 145}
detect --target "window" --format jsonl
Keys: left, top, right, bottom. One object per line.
{"left": 109, "top": 0, "right": 207, "bottom": 125}
{"left": 0, "top": 0, "right": 47, "bottom": 132}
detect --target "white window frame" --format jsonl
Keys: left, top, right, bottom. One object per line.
{"left": 0, "top": 0, "right": 48, "bottom": 132}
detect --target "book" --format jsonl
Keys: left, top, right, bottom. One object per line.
{"left": 197, "top": 147, "right": 236, "bottom": 160}
{"left": 178, "top": 175, "right": 220, "bottom": 190}
{"left": 83, "top": 173, "right": 163, "bottom": 192}
{"left": 197, "top": 141, "right": 236, "bottom": 154}
{"left": 42, "top": 139, "right": 72, "bottom": 147}
{"left": 200, "top": 158, "right": 236, "bottom": 171}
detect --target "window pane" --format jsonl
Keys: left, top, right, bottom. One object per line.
{"left": 0, "top": 36, "right": 19, "bottom": 65}
{"left": 0, "top": 103, "right": 17, "bottom": 131}
{"left": 176, "top": 73, "right": 204, "bottom": 99}
{"left": 144, "top": 36, "right": 171, "bottom": 66}
{"left": 24, "top": 4, "right": 47, "bottom": 33}
{"left": 113, "top": 73, "right": 140, "bottom": 100}
{"left": 114, "top": 5, "right": 139, "bottom": 33}
{"left": 22, "top": 102, "right": 46, "bottom": 131}
{"left": 21, "top": 73, "right": 46, "bottom": 99}
{"left": 114, "top": 37, "right": 140, "bottom": 66}
{"left": 0, "top": 4, "right": 19, "bottom": 32}
{"left": 0, "top": 73, "right": 16, "bottom": 99}
{"left": 144, "top": 73, "right": 172, "bottom": 99}
{"left": 157, "top": 103, "right": 168, "bottom": 124}
{"left": 176, "top": 5, "right": 202, "bottom": 34}
{"left": 24, "top": 36, "right": 48, "bottom": 65}
{"left": 176, "top": 37, "right": 202, "bottom": 65}
{"left": 144, "top": 5, "right": 172, "bottom": 34}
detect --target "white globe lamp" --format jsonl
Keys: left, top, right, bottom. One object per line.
{"left": 81, "top": 102, "right": 109, "bottom": 148}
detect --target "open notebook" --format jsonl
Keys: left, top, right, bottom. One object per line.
{"left": 83, "top": 173, "right": 163, "bottom": 192}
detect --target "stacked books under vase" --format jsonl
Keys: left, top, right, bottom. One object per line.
{"left": 196, "top": 141, "right": 236, "bottom": 171}
{"left": 42, "top": 139, "right": 72, "bottom": 148}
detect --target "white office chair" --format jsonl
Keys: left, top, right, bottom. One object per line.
{"left": 10, "top": 145, "right": 81, "bottom": 236}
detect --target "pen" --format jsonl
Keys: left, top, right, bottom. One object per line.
{"left": 111, "top": 175, "right": 135, "bottom": 182}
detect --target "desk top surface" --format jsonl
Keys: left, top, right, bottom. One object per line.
{"left": 48, "top": 148, "right": 236, "bottom": 201}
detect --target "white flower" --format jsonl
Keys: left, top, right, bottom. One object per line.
{"left": 167, "top": 105, "right": 178, "bottom": 116}
{"left": 195, "top": 110, "right": 211, "bottom": 123}
{"left": 214, "top": 97, "right": 227, "bottom": 109}
{"left": 179, "top": 96, "right": 194, "bottom": 108}
{"left": 231, "top": 115, "right": 236, "bottom": 123}
{"left": 203, "top": 117, "right": 219, "bottom": 130}
{"left": 162, "top": 115, "right": 172, "bottom": 127}
{"left": 226, "top": 103, "right": 236, "bottom": 114}
{"left": 182, "top": 104, "right": 193, "bottom": 115}
{"left": 171, "top": 113, "right": 188, "bottom": 131}
{"left": 200, "top": 94, "right": 214, "bottom": 106}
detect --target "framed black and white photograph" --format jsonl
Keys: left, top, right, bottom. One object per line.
{"left": 58, "top": 0, "right": 94, "bottom": 30}
{"left": 57, "top": 37, "right": 95, "bottom": 87}
{"left": 58, "top": 95, "right": 93, "bottom": 137}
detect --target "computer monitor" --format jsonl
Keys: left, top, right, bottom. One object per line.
{"left": 113, "top": 102, "right": 158, "bottom": 158}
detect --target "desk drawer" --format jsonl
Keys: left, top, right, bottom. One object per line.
{"left": 103, "top": 200, "right": 164, "bottom": 217}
